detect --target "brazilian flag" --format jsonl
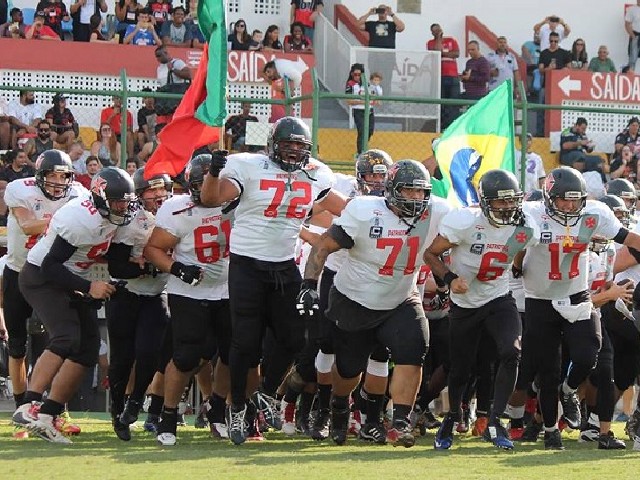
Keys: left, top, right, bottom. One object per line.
{"left": 432, "top": 80, "right": 515, "bottom": 207}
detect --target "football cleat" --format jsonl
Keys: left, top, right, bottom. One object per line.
{"left": 559, "top": 390, "right": 581, "bottom": 430}
{"left": 31, "top": 413, "right": 73, "bottom": 444}
{"left": 483, "top": 422, "right": 514, "bottom": 450}
{"left": 359, "top": 422, "right": 387, "bottom": 445}
{"left": 157, "top": 432, "right": 177, "bottom": 446}
{"left": 544, "top": 429, "right": 564, "bottom": 450}
{"left": 598, "top": 431, "right": 626, "bottom": 450}
{"left": 310, "top": 409, "right": 330, "bottom": 441}
{"left": 281, "top": 401, "right": 296, "bottom": 436}
{"left": 226, "top": 404, "right": 247, "bottom": 445}
{"left": 12, "top": 401, "right": 41, "bottom": 428}
{"left": 386, "top": 419, "right": 415, "bottom": 448}
{"left": 434, "top": 414, "right": 455, "bottom": 450}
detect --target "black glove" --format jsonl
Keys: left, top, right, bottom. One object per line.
{"left": 170, "top": 261, "right": 203, "bottom": 286}
{"left": 209, "top": 150, "right": 228, "bottom": 178}
{"left": 142, "top": 262, "right": 159, "bottom": 278}
{"left": 296, "top": 279, "right": 319, "bottom": 317}
{"left": 428, "top": 288, "right": 450, "bottom": 311}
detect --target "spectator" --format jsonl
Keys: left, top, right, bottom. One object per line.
{"left": 91, "top": 123, "right": 121, "bottom": 166}
{"left": 263, "top": 61, "right": 290, "bottom": 123}
{"left": 589, "top": 45, "right": 616, "bottom": 73}
{"left": 35, "top": 0, "right": 70, "bottom": 40}
{"left": 70, "top": 0, "right": 107, "bottom": 42}
{"left": 346, "top": 64, "right": 382, "bottom": 154}
{"left": 487, "top": 36, "right": 521, "bottom": 97}
{"left": 228, "top": 18, "right": 251, "bottom": 50}
{"left": 115, "top": 0, "right": 144, "bottom": 43}
{"left": 137, "top": 122, "right": 164, "bottom": 162}
{"left": 262, "top": 24, "right": 283, "bottom": 51}
{"left": 0, "top": 149, "right": 35, "bottom": 184}
{"left": 148, "top": 0, "right": 171, "bottom": 36}
{"left": 160, "top": 5, "right": 191, "bottom": 46}
{"left": 125, "top": 157, "right": 139, "bottom": 175}
{"left": 23, "top": 120, "right": 55, "bottom": 162}
{"left": 515, "top": 133, "right": 545, "bottom": 192}
{"left": 536, "top": 31, "right": 570, "bottom": 135}
{"left": 568, "top": 38, "right": 589, "bottom": 70}
{"left": 284, "top": 22, "right": 313, "bottom": 54}
{"left": 249, "top": 29, "right": 262, "bottom": 50}
{"left": 100, "top": 96, "right": 133, "bottom": 157}
{"left": 68, "top": 140, "right": 87, "bottom": 174}
{"left": 224, "top": 102, "right": 258, "bottom": 152}
{"left": 614, "top": 116, "right": 640, "bottom": 156}
{"left": 461, "top": 41, "right": 491, "bottom": 100}
{"left": 75, "top": 155, "right": 102, "bottom": 189}
{"left": 609, "top": 144, "right": 638, "bottom": 185}
{"left": 290, "top": 0, "right": 323, "bottom": 43}
{"left": 7, "top": 90, "right": 45, "bottom": 149}
{"left": 89, "top": 13, "right": 115, "bottom": 42}
{"left": 560, "top": 117, "right": 604, "bottom": 180}
{"left": 358, "top": 4, "right": 404, "bottom": 49}
{"left": 44, "top": 94, "right": 78, "bottom": 150}
{"left": 625, "top": 0, "right": 640, "bottom": 72}
{"left": 123, "top": 8, "right": 160, "bottom": 45}
{"left": 26, "top": 11, "right": 61, "bottom": 40}
{"left": 137, "top": 89, "right": 156, "bottom": 151}
{"left": 155, "top": 45, "right": 191, "bottom": 86}
{"left": 427, "top": 23, "right": 460, "bottom": 129}
{"left": 521, "top": 31, "right": 541, "bottom": 70}
{"left": 534, "top": 14, "right": 570, "bottom": 51}
{"left": 0, "top": 8, "right": 27, "bottom": 39}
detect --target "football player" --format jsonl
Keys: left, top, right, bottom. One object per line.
{"left": 298, "top": 159, "right": 450, "bottom": 448}
{"left": 425, "top": 169, "right": 537, "bottom": 451}
{"left": 12, "top": 167, "right": 136, "bottom": 443}
{"left": 515, "top": 167, "right": 640, "bottom": 450}
{"left": 4, "top": 149, "right": 83, "bottom": 416}
{"left": 199, "top": 117, "right": 347, "bottom": 445}
{"left": 144, "top": 154, "right": 234, "bottom": 447}
{"left": 105, "top": 168, "right": 173, "bottom": 441}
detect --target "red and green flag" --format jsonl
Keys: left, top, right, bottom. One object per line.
{"left": 144, "top": 0, "right": 227, "bottom": 179}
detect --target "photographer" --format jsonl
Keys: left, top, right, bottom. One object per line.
{"left": 358, "top": 4, "right": 404, "bottom": 49}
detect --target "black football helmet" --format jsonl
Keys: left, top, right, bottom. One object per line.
{"left": 184, "top": 154, "right": 211, "bottom": 204}
{"left": 268, "top": 116, "right": 312, "bottom": 172}
{"left": 356, "top": 149, "right": 393, "bottom": 196}
{"left": 606, "top": 178, "right": 637, "bottom": 216}
{"left": 90, "top": 167, "right": 137, "bottom": 226}
{"left": 525, "top": 189, "right": 543, "bottom": 202}
{"left": 384, "top": 160, "right": 432, "bottom": 217}
{"left": 598, "top": 194, "right": 631, "bottom": 227}
{"left": 35, "top": 149, "right": 74, "bottom": 201}
{"left": 132, "top": 167, "right": 173, "bottom": 213}
{"left": 543, "top": 167, "right": 587, "bottom": 226}
{"left": 477, "top": 169, "right": 524, "bottom": 226}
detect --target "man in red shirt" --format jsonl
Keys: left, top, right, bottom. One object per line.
{"left": 100, "top": 96, "right": 134, "bottom": 157}
{"left": 427, "top": 23, "right": 460, "bottom": 129}
{"left": 25, "top": 11, "right": 60, "bottom": 40}
{"left": 263, "top": 61, "right": 292, "bottom": 123}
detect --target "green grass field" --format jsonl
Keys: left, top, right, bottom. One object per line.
{"left": 0, "top": 413, "right": 637, "bottom": 480}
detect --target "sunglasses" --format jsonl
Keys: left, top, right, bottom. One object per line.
{"left": 237, "top": 24, "right": 245, "bottom": 28}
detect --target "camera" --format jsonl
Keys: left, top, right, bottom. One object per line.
{"left": 375, "top": 7, "right": 386, "bottom": 14}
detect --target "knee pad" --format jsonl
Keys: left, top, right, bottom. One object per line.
{"left": 173, "top": 347, "right": 202, "bottom": 373}
{"left": 7, "top": 335, "right": 27, "bottom": 359}
{"left": 315, "top": 352, "right": 334, "bottom": 374}
{"left": 366, "top": 358, "right": 389, "bottom": 377}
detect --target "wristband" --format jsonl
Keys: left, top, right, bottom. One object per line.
{"left": 443, "top": 271, "right": 459, "bottom": 287}
{"left": 301, "top": 279, "right": 318, "bottom": 290}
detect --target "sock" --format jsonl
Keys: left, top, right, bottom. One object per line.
{"left": 39, "top": 399, "right": 65, "bottom": 417}
{"left": 23, "top": 391, "right": 43, "bottom": 404}
{"left": 14, "top": 392, "right": 26, "bottom": 409}
{"left": 148, "top": 394, "right": 164, "bottom": 416}
{"left": 392, "top": 403, "right": 412, "bottom": 424}
{"left": 283, "top": 386, "right": 300, "bottom": 404}
{"left": 317, "top": 383, "right": 331, "bottom": 411}
{"left": 363, "top": 390, "right": 384, "bottom": 424}
{"left": 298, "top": 391, "right": 315, "bottom": 418}
{"left": 331, "top": 395, "right": 349, "bottom": 412}
{"left": 207, "top": 393, "right": 226, "bottom": 424}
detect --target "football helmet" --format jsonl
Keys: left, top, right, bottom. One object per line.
{"left": 598, "top": 194, "right": 631, "bottom": 227}
{"left": 184, "top": 154, "right": 211, "bottom": 204}
{"left": 606, "top": 178, "right": 637, "bottom": 216}
{"left": 477, "top": 169, "right": 524, "bottom": 226}
{"left": 35, "top": 149, "right": 74, "bottom": 201}
{"left": 384, "top": 159, "right": 432, "bottom": 217}
{"left": 543, "top": 167, "right": 587, "bottom": 226}
{"left": 90, "top": 167, "right": 137, "bottom": 226}
{"left": 268, "top": 116, "right": 312, "bottom": 172}
{"left": 132, "top": 168, "right": 172, "bottom": 212}
{"left": 356, "top": 149, "right": 393, "bottom": 196}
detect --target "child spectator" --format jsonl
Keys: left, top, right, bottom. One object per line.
{"left": 249, "top": 29, "right": 262, "bottom": 50}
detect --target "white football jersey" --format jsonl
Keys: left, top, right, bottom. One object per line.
{"left": 522, "top": 200, "right": 623, "bottom": 300}
{"left": 112, "top": 207, "right": 169, "bottom": 296}
{"left": 220, "top": 153, "right": 335, "bottom": 262}
{"left": 587, "top": 245, "right": 615, "bottom": 294}
{"left": 27, "top": 196, "right": 118, "bottom": 278}
{"left": 615, "top": 219, "right": 640, "bottom": 285}
{"left": 5, "top": 179, "right": 88, "bottom": 272}
{"left": 333, "top": 195, "right": 451, "bottom": 310}
{"left": 325, "top": 173, "right": 359, "bottom": 272}
{"left": 440, "top": 207, "right": 538, "bottom": 309}
{"left": 154, "top": 194, "right": 231, "bottom": 301}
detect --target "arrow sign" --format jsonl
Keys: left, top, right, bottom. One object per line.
{"left": 558, "top": 75, "right": 582, "bottom": 96}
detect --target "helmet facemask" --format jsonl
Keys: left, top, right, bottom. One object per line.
{"left": 273, "top": 139, "right": 311, "bottom": 172}
{"left": 544, "top": 190, "right": 586, "bottom": 227}
{"left": 358, "top": 164, "right": 388, "bottom": 196}
{"left": 37, "top": 167, "right": 74, "bottom": 201}
{"left": 389, "top": 180, "right": 432, "bottom": 217}
{"left": 481, "top": 193, "right": 524, "bottom": 227}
